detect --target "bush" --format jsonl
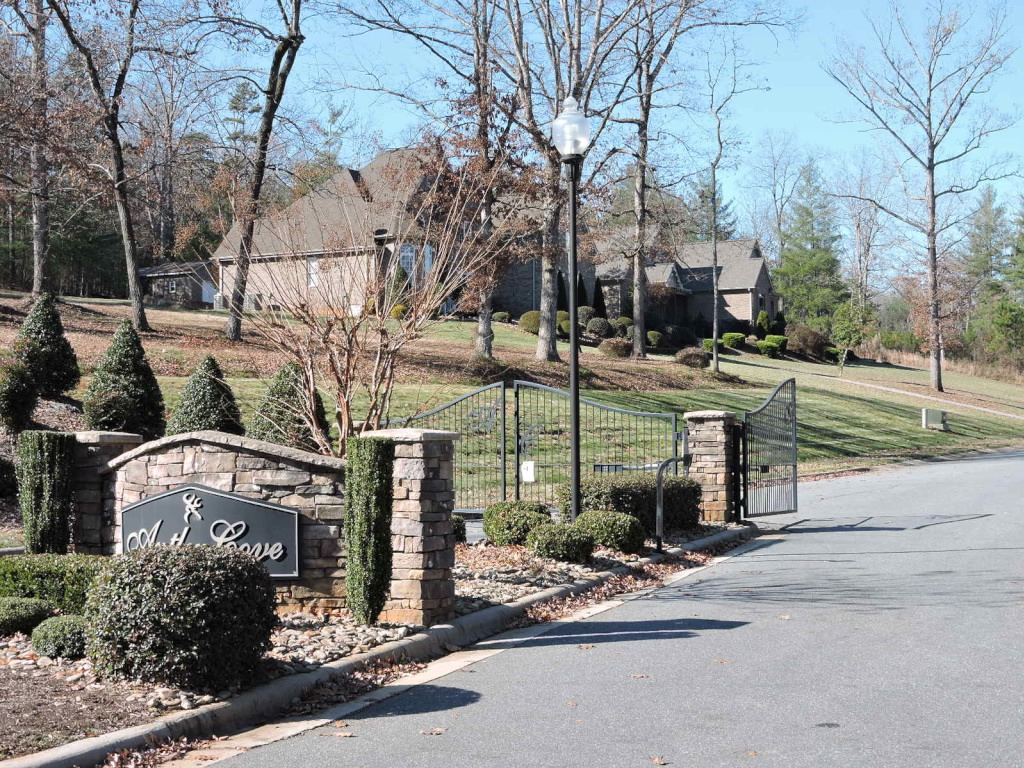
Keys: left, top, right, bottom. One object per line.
{"left": 598, "top": 338, "right": 631, "bottom": 358}
{"left": 451, "top": 514, "right": 467, "bottom": 544}
{"left": 663, "top": 325, "right": 697, "bottom": 348}
{"left": 755, "top": 340, "right": 782, "bottom": 358}
{"left": 722, "top": 332, "right": 746, "bottom": 349}
{"left": 755, "top": 310, "right": 771, "bottom": 340}
{"left": 880, "top": 330, "right": 920, "bottom": 352}
{"left": 557, "top": 319, "right": 572, "bottom": 337}
{"left": 482, "top": 500, "right": 549, "bottom": 530}
{"left": 0, "top": 554, "right": 106, "bottom": 613}
{"left": 14, "top": 293, "right": 81, "bottom": 398}
{"left": 484, "top": 506, "right": 552, "bottom": 546}
{"left": 492, "top": 311, "right": 510, "bottom": 324}
{"left": 17, "top": 431, "right": 75, "bottom": 554}
{"left": 574, "top": 510, "right": 646, "bottom": 555}
{"left": 32, "top": 614, "right": 87, "bottom": 659}
{"left": 625, "top": 325, "right": 634, "bottom": 341}
{"left": 609, "top": 318, "right": 628, "bottom": 338}
{"left": 526, "top": 523, "right": 594, "bottom": 563}
{"left": 518, "top": 311, "right": 541, "bottom": 334}
{"left": 787, "top": 323, "right": 829, "bottom": 358}
{"left": 556, "top": 310, "right": 569, "bottom": 323}
{"left": 765, "top": 334, "right": 788, "bottom": 352}
{"left": 824, "top": 346, "right": 840, "bottom": 362}
{"left": 345, "top": 437, "right": 395, "bottom": 625}
{"left": 0, "top": 455, "right": 16, "bottom": 497}
{"left": 646, "top": 331, "right": 663, "bottom": 348}
{"left": 86, "top": 546, "right": 276, "bottom": 689}
{"left": 0, "top": 596, "right": 54, "bottom": 635}
{"left": 0, "top": 360, "right": 38, "bottom": 433}
{"left": 772, "top": 310, "right": 787, "bottom": 336}
{"left": 168, "top": 356, "right": 243, "bottom": 436}
{"left": 247, "top": 362, "right": 329, "bottom": 452}
{"left": 702, "top": 337, "right": 717, "bottom": 354}
{"left": 556, "top": 474, "right": 702, "bottom": 534}
{"left": 577, "top": 306, "right": 595, "bottom": 326}
{"left": 586, "top": 317, "right": 612, "bottom": 338}
{"left": 390, "top": 304, "right": 407, "bottom": 320}
{"left": 674, "top": 347, "right": 710, "bottom": 369}
{"left": 83, "top": 319, "right": 165, "bottom": 439}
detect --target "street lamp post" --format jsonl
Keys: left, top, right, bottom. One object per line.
{"left": 551, "top": 97, "right": 592, "bottom": 521}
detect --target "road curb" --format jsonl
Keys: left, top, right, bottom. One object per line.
{"left": 3, "top": 526, "right": 755, "bottom": 768}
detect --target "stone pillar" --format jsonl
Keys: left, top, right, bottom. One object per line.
{"left": 72, "top": 432, "right": 144, "bottom": 554}
{"left": 684, "top": 411, "right": 740, "bottom": 523}
{"left": 360, "top": 428, "right": 459, "bottom": 627}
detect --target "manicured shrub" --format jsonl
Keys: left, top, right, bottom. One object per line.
{"left": 722, "top": 332, "right": 746, "bottom": 349}
{"left": 247, "top": 362, "right": 329, "bottom": 452}
{"left": 485, "top": 508, "right": 552, "bottom": 546}
{"left": 646, "top": 331, "right": 663, "bottom": 348}
{"left": 574, "top": 510, "right": 646, "bottom": 555}
{"left": 755, "top": 310, "right": 771, "bottom": 340}
{"left": 85, "top": 546, "right": 276, "bottom": 689}
{"left": 83, "top": 319, "right": 165, "bottom": 439}
{"left": 0, "top": 554, "right": 106, "bottom": 613}
{"left": 663, "top": 325, "right": 698, "bottom": 348}
{"left": 755, "top": 340, "right": 782, "bottom": 358}
{"left": 587, "top": 317, "right": 612, "bottom": 338}
{"left": 772, "top": 310, "right": 787, "bottom": 336}
{"left": 492, "top": 311, "right": 510, "bottom": 324}
{"left": 518, "top": 310, "right": 541, "bottom": 334}
{"left": 609, "top": 318, "right": 628, "bottom": 338}
{"left": 345, "top": 437, "right": 395, "bottom": 625}
{"left": 0, "top": 596, "right": 54, "bottom": 635}
{"left": 17, "top": 431, "right": 75, "bottom": 554}
{"left": 674, "top": 347, "right": 710, "bottom": 369}
{"left": 0, "top": 360, "right": 38, "bottom": 433}
{"left": 14, "top": 293, "right": 80, "bottom": 397}
{"left": 557, "top": 310, "right": 569, "bottom": 324}
{"left": 482, "top": 500, "right": 549, "bottom": 531}
{"left": 556, "top": 474, "right": 702, "bottom": 534}
{"left": 787, "top": 323, "right": 829, "bottom": 359}
{"left": 625, "top": 325, "right": 634, "bottom": 341}
{"left": 824, "top": 346, "right": 840, "bottom": 362}
{"left": 168, "top": 356, "right": 243, "bottom": 436}
{"left": 592, "top": 279, "right": 607, "bottom": 318}
{"left": 702, "top": 337, "right": 716, "bottom": 354}
{"left": 577, "top": 306, "right": 595, "bottom": 326}
{"left": 557, "top": 319, "right": 572, "bottom": 337}
{"left": 598, "top": 338, "right": 631, "bottom": 358}
{"left": 390, "top": 304, "right": 407, "bottom": 320}
{"left": 32, "top": 614, "right": 87, "bottom": 659}
{"left": 526, "top": 523, "right": 594, "bottom": 563}
{"left": 765, "top": 334, "right": 788, "bottom": 352}
{"left": 452, "top": 514, "right": 467, "bottom": 544}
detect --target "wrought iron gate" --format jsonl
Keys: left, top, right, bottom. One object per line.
{"left": 741, "top": 378, "right": 798, "bottom": 517}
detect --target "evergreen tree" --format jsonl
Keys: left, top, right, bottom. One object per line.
{"left": 14, "top": 294, "right": 81, "bottom": 398}
{"left": 681, "top": 173, "right": 737, "bottom": 243}
{"left": 963, "top": 186, "right": 1010, "bottom": 298}
{"left": 1002, "top": 196, "right": 1024, "bottom": 299}
{"left": 247, "top": 362, "right": 329, "bottom": 452}
{"left": 575, "top": 272, "right": 589, "bottom": 307}
{"left": 774, "top": 163, "right": 849, "bottom": 333}
{"left": 592, "top": 277, "right": 608, "bottom": 318}
{"left": 83, "top": 320, "right": 165, "bottom": 439}
{"left": 556, "top": 272, "right": 569, "bottom": 313}
{"left": 167, "top": 356, "right": 244, "bottom": 436}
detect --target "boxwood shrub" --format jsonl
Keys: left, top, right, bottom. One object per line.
{"left": 0, "top": 596, "right": 54, "bottom": 635}
{"left": 577, "top": 306, "right": 595, "bottom": 326}
{"left": 722, "top": 332, "right": 746, "bottom": 349}
{"left": 344, "top": 437, "right": 395, "bottom": 625}
{"left": 484, "top": 507, "right": 552, "bottom": 546}
{"left": 17, "top": 430, "right": 76, "bottom": 554}
{"left": 555, "top": 474, "right": 702, "bottom": 534}
{"left": 526, "top": 523, "right": 594, "bottom": 563}
{"left": 0, "top": 554, "right": 106, "bottom": 613}
{"left": 674, "top": 347, "right": 710, "bottom": 369}
{"left": 646, "top": 330, "right": 663, "bottom": 348}
{"left": 32, "top": 614, "right": 87, "bottom": 659}
{"left": 451, "top": 514, "right": 467, "bottom": 544}
{"left": 701, "top": 338, "right": 718, "bottom": 354}
{"left": 86, "top": 546, "right": 277, "bottom": 690}
{"left": 574, "top": 510, "right": 646, "bottom": 555}
{"left": 518, "top": 311, "right": 541, "bottom": 334}
{"left": 598, "top": 338, "right": 631, "bottom": 358}
{"left": 765, "top": 334, "right": 788, "bottom": 352}
{"left": 755, "top": 340, "right": 782, "bottom": 358}
{"left": 14, "top": 293, "right": 80, "bottom": 397}
{"left": 167, "top": 356, "right": 244, "bottom": 436}
{"left": 483, "top": 501, "right": 548, "bottom": 533}
{"left": 0, "top": 360, "right": 38, "bottom": 433}
{"left": 587, "top": 317, "right": 612, "bottom": 338}
{"left": 492, "top": 311, "right": 510, "bottom": 324}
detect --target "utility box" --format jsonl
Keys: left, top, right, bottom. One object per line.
{"left": 922, "top": 408, "right": 949, "bottom": 431}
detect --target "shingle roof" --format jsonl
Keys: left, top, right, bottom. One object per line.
{"left": 138, "top": 261, "right": 212, "bottom": 279}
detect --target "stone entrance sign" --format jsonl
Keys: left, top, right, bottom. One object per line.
{"left": 121, "top": 484, "right": 299, "bottom": 578}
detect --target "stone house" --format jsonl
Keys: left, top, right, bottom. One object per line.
{"left": 139, "top": 261, "right": 216, "bottom": 308}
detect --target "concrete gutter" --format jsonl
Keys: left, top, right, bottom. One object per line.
{"left": 0, "top": 547, "right": 25, "bottom": 556}
{"left": 3, "top": 526, "right": 755, "bottom": 768}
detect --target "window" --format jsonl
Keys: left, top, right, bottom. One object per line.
{"left": 758, "top": 294, "right": 765, "bottom": 309}
{"left": 307, "top": 256, "right": 320, "bottom": 288}
{"left": 399, "top": 243, "right": 416, "bottom": 283}
{"left": 168, "top": 280, "right": 177, "bottom": 294}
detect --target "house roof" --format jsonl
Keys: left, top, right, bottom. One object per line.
{"left": 138, "top": 261, "right": 213, "bottom": 280}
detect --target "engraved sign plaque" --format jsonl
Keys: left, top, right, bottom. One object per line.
{"left": 120, "top": 485, "right": 300, "bottom": 578}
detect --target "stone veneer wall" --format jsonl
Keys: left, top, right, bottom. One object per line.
{"left": 684, "top": 411, "right": 740, "bottom": 522}
{"left": 72, "top": 432, "right": 145, "bottom": 555}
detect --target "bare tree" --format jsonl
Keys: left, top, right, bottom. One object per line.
{"left": 825, "top": 0, "right": 1016, "bottom": 392}
{"left": 746, "top": 130, "right": 801, "bottom": 267}
{"left": 836, "top": 154, "right": 893, "bottom": 316}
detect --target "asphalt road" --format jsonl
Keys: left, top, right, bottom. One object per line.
{"left": 220, "top": 450, "right": 1024, "bottom": 768}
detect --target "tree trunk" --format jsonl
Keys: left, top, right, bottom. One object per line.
{"left": 6, "top": 201, "right": 14, "bottom": 289}
{"left": 108, "top": 120, "right": 150, "bottom": 331}
{"left": 475, "top": 286, "right": 495, "bottom": 359}
{"left": 631, "top": 131, "right": 648, "bottom": 358}
{"left": 711, "top": 163, "right": 720, "bottom": 373}
{"left": 926, "top": 161, "right": 943, "bottom": 392}
{"left": 29, "top": 0, "right": 50, "bottom": 296}
{"left": 534, "top": 201, "right": 561, "bottom": 362}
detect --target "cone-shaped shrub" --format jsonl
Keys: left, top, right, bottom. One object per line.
{"left": 247, "top": 362, "right": 329, "bottom": 452}
{"left": 344, "top": 437, "right": 395, "bottom": 625}
{"left": 168, "top": 356, "right": 243, "bottom": 435}
{"left": 17, "top": 431, "right": 75, "bottom": 554}
{"left": 15, "top": 293, "right": 80, "bottom": 397}
{"left": 83, "top": 320, "right": 165, "bottom": 439}
{"left": 0, "top": 360, "right": 38, "bottom": 433}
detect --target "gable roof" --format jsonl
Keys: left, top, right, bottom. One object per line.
{"left": 138, "top": 261, "right": 213, "bottom": 280}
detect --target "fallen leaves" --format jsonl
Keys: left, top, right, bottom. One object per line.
{"left": 320, "top": 732, "right": 356, "bottom": 739}
{"left": 650, "top": 756, "right": 670, "bottom": 765}
{"left": 713, "top": 659, "right": 732, "bottom": 664}
{"left": 746, "top": 751, "right": 759, "bottom": 757}
{"left": 629, "top": 674, "right": 650, "bottom": 679}
{"left": 776, "top": 615, "right": 791, "bottom": 621}
{"left": 566, "top": 701, "right": 578, "bottom": 707}
{"left": 578, "top": 644, "right": 595, "bottom": 650}
{"left": 420, "top": 728, "right": 448, "bottom": 736}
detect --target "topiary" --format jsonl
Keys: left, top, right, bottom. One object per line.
{"left": 556, "top": 310, "right": 569, "bottom": 324}
{"left": 755, "top": 340, "right": 782, "bottom": 358}
{"left": 390, "top": 304, "right": 408, "bottom": 320}
{"left": 577, "top": 306, "right": 595, "bottom": 326}
{"left": 765, "top": 334, "right": 788, "bottom": 353}
{"left": 526, "top": 523, "right": 594, "bottom": 563}
{"left": 0, "top": 596, "right": 54, "bottom": 635}
{"left": 646, "top": 331, "right": 663, "bottom": 348}
{"left": 756, "top": 310, "right": 771, "bottom": 340}
{"left": 85, "top": 546, "right": 277, "bottom": 690}
{"left": 451, "top": 514, "right": 467, "bottom": 544}
{"left": 574, "top": 510, "right": 647, "bottom": 555}
{"left": 247, "top": 362, "right": 329, "bottom": 452}
{"left": 0, "top": 554, "right": 106, "bottom": 613}
{"left": 674, "top": 347, "right": 710, "bottom": 369}
{"left": 617, "top": 316, "right": 632, "bottom": 326}
{"left": 518, "top": 311, "right": 541, "bottom": 334}
{"left": 722, "top": 332, "right": 746, "bottom": 349}
{"left": 556, "top": 474, "right": 702, "bottom": 534}
{"left": 0, "top": 360, "right": 38, "bottom": 433}
{"left": 17, "top": 431, "right": 75, "bottom": 554}
{"left": 83, "top": 319, "right": 165, "bottom": 439}
{"left": 167, "top": 356, "right": 243, "bottom": 436}
{"left": 485, "top": 508, "right": 552, "bottom": 546}
{"left": 609, "top": 318, "right": 628, "bottom": 338}
{"left": 32, "top": 614, "right": 87, "bottom": 659}
{"left": 598, "top": 338, "right": 631, "bottom": 358}
{"left": 344, "top": 437, "right": 395, "bottom": 625}
{"left": 587, "top": 317, "right": 612, "bottom": 338}
{"left": 14, "top": 293, "right": 81, "bottom": 398}
{"left": 492, "top": 311, "right": 510, "bottom": 324}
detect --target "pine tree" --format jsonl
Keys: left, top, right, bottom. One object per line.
{"left": 83, "top": 319, "right": 165, "bottom": 439}
{"left": 963, "top": 186, "right": 1010, "bottom": 298}
{"left": 14, "top": 293, "right": 80, "bottom": 398}
{"left": 167, "top": 356, "right": 244, "bottom": 436}
{"left": 592, "top": 277, "right": 608, "bottom": 318}
{"left": 774, "top": 163, "right": 849, "bottom": 333}
{"left": 556, "top": 272, "right": 569, "bottom": 313}
{"left": 247, "top": 362, "right": 329, "bottom": 452}
{"left": 682, "top": 173, "right": 737, "bottom": 243}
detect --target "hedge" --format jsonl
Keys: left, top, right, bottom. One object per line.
{"left": 485, "top": 507, "right": 552, "bottom": 546}
{"left": 344, "top": 437, "right": 395, "bottom": 625}
{"left": 787, "top": 323, "right": 829, "bottom": 358}
{"left": 518, "top": 311, "right": 541, "bottom": 334}
{"left": 0, "top": 554, "right": 106, "bottom": 613}
{"left": 574, "top": 510, "right": 646, "bottom": 554}
{"left": 722, "top": 332, "right": 746, "bottom": 349}
{"left": 32, "top": 614, "right": 87, "bottom": 659}
{"left": 483, "top": 500, "right": 549, "bottom": 533}
{"left": 492, "top": 311, "right": 510, "bottom": 324}
{"left": 14, "top": 293, "right": 81, "bottom": 398}
{"left": 526, "top": 524, "right": 594, "bottom": 563}
{"left": 452, "top": 514, "right": 467, "bottom": 544}
{"left": 555, "top": 474, "right": 702, "bottom": 534}
{"left": 765, "top": 334, "right": 788, "bottom": 352}
{"left": 0, "top": 596, "right": 54, "bottom": 636}
{"left": 755, "top": 340, "right": 782, "bottom": 358}
{"left": 17, "top": 431, "right": 76, "bottom": 554}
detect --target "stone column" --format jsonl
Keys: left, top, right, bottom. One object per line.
{"left": 360, "top": 428, "right": 459, "bottom": 627}
{"left": 684, "top": 411, "right": 740, "bottom": 523}
{"left": 71, "top": 432, "right": 144, "bottom": 554}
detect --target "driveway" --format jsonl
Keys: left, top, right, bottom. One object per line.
{"left": 214, "top": 450, "right": 1024, "bottom": 768}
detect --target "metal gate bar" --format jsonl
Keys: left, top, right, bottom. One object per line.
{"left": 742, "top": 378, "right": 798, "bottom": 517}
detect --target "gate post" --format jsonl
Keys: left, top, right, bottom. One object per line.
{"left": 683, "top": 411, "right": 741, "bottom": 522}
